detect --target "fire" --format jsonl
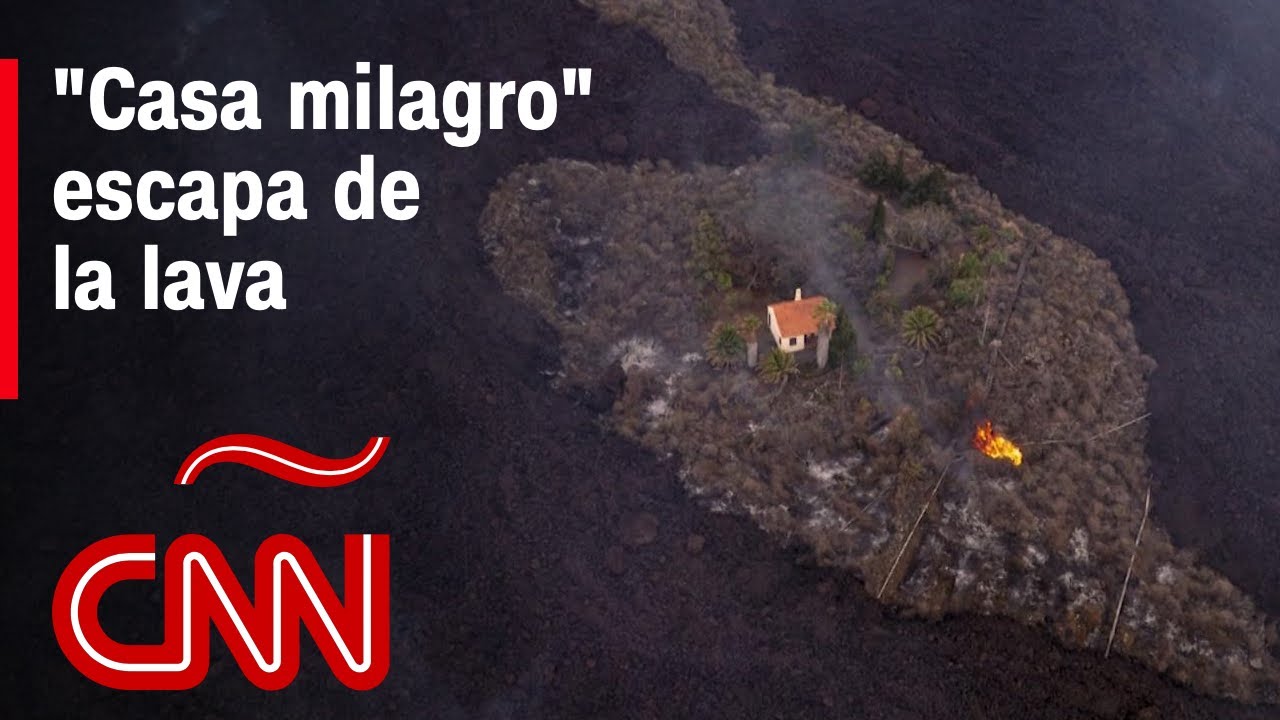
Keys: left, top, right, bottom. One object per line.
{"left": 972, "top": 420, "right": 1023, "bottom": 466}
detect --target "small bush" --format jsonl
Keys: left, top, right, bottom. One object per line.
{"left": 902, "top": 167, "right": 950, "bottom": 207}
{"left": 759, "top": 348, "right": 799, "bottom": 385}
{"left": 859, "top": 151, "right": 948, "bottom": 207}
{"left": 892, "top": 205, "right": 961, "bottom": 255}
{"left": 874, "top": 249, "right": 895, "bottom": 290}
{"left": 901, "top": 305, "right": 942, "bottom": 349}
{"left": 954, "top": 251, "right": 984, "bottom": 280}
{"left": 867, "top": 196, "right": 887, "bottom": 242}
{"left": 706, "top": 323, "right": 746, "bottom": 368}
{"left": 868, "top": 288, "right": 899, "bottom": 327}
{"left": 858, "top": 151, "right": 910, "bottom": 195}
{"left": 839, "top": 222, "right": 866, "bottom": 254}
{"left": 947, "top": 276, "right": 984, "bottom": 307}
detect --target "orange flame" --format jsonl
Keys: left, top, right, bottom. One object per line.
{"left": 973, "top": 420, "right": 1023, "bottom": 466}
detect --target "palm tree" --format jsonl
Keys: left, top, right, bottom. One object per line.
{"left": 737, "top": 314, "right": 762, "bottom": 368}
{"left": 705, "top": 323, "right": 745, "bottom": 368}
{"left": 813, "top": 299, "right": 838, "bottom": 369}
{"left": 901, "top": 305, "right": 942, "bottom": 350}
{"left": 759, "top": 348, "right": 799, "bottom": 385}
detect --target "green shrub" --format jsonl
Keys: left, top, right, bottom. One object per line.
{"left": 974, "top": 224, "right": 994, "bottom": 246}
{"left": 947, "top": 276, "right": 984, "bottom": 307}
{"left": 954, "top": 251, "right": 984, "bottom": 280}
{"left": 858, "top": 151, "right": 910, "bottom": 194}
{"left": 893, "top": 205, "right": 961, "bottom": 255}
{"left": 859, "top": 151, "right": 948, "bottom": 207}
{"left": 705, "top": 323, "right": 745, "bottom": 368}
{"left": 839, "top": 222, "right": 866, "bottom": 254}
{"left": 901, "top": 305, "right": 942, "bottom": 349}
{"left": 829, "top": 309, "right": 859, "bottom": 368}
{"left": 851, "top": 355, "right": 872, "bottom": 378}
{"left": 759, "top": 347, "right": 799, "bottom": 385}
{"left": 688, "top": 210, "right": 733, "bottom": 291}
{"left": 901, "top": 168, "right": 950, "bottom": 207}
{"left": 874, "top": 248, "right": 895, "bottom": 290}
{"left": 867, "top": 196, "right": 887, "bottom": 242}
{"left": 943, "top": 251, "right": 993, "bottom": 307}
{"left": 868, "top": 288, "right": 899, "bottom": 327}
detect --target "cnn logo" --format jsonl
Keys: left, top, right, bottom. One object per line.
{"left": 53, "top": 435, "right": 392, "bottom": 690}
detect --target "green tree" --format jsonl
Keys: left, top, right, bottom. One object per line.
{"left": 901, "top": 167, "right": 950, "bottom": 207}
{"left": 687, "top": 210, "right": 733, "bottom": 291}
{"left": 759, "top": 348, "right": 799, "bottom": 385}
{"left": 858, "top": 150, "right": 910, "bottom": 195}
{"left": 867, "top": 196, "right": 887, "bottom": 242}
{"left": 829, "top": 309, "right": 859, "bottom": 369}
{"left": 705, "top": 323, "right": 745, "bottom": 368}
{"left": 901, "top": 305, "right": 942, "bottom": 350}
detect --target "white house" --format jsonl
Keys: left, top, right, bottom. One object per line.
{"left": 766, "top": 288, "right": 828, "bottom": 353}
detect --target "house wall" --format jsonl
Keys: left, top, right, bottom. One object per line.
{"left": 767, "top": 308, "right": 806, "bottom": 353}
{"left": 767, "top": 307, "right": 781, "bottom": 344}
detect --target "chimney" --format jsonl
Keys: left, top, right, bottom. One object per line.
{"left": 794, "top": 288, "right": 802, "bottom": 301}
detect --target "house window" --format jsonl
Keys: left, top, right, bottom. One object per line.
{"left": 789, "top": 337, "right": 797, "bottom": 347}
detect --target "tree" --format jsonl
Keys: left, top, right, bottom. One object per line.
{"left": 891, "top": 205, "right": 960, "bottom": 256}
{"left": 858, "top": 150, "right": 910, "bottom": 195}
{"left": 867, "top": 196, "right": 887, "bottom": 242}
{"left": 738, "top": 314, "right": 762, "bottom": 368}
{"left": 705, "top": 323, "right": 745, "bottom": 368}
{"left": 759, "top": 348, "right": 799, "bottom": 385}
{"left": 901, "top": 167, "right": 950, "bottom": 207}
{"left": 813, "top": 299, "right": 838, "bottom": 369}
{"left": 901, "top": 305, "right": 942, "bottom": 350}
{"left": 829, "top": 309, "right": 859, "bottom": 369}
{"left": 858, "top": 150, "right": 950, "bottom": 207}
{"left": 688, "top": 210, "right": 733, "bottom": 291}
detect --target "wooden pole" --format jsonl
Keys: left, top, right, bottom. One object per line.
{"left": 877, "top": 457, "right": 955, "bottom": 600}
{"left": 1106, "top": 486, "right": 1151, "bottom": 658}
{"left": 1026, "top": 412, "right": 1151, "bottom": 447}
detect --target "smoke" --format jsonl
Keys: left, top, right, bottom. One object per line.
{"left": 741, "top": 160, "right": 906, "bottom": 412}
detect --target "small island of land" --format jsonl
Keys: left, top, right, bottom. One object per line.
{"left": 480, "top": 0, "right": 1280, "bottom": 703}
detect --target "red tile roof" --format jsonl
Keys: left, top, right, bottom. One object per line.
{"left": 769, "top": 295, "right": 828, "bottom": 338}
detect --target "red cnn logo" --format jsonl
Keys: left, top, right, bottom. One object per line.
{"left": 52, "top": 533, "right": 390, "bottom": 691}
{"left": 53, "top": 435, "right": 392, "bottom": 690}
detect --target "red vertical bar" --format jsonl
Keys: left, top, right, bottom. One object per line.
{"left": 0, "top": 60, "right": 15, "bottom": 399}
